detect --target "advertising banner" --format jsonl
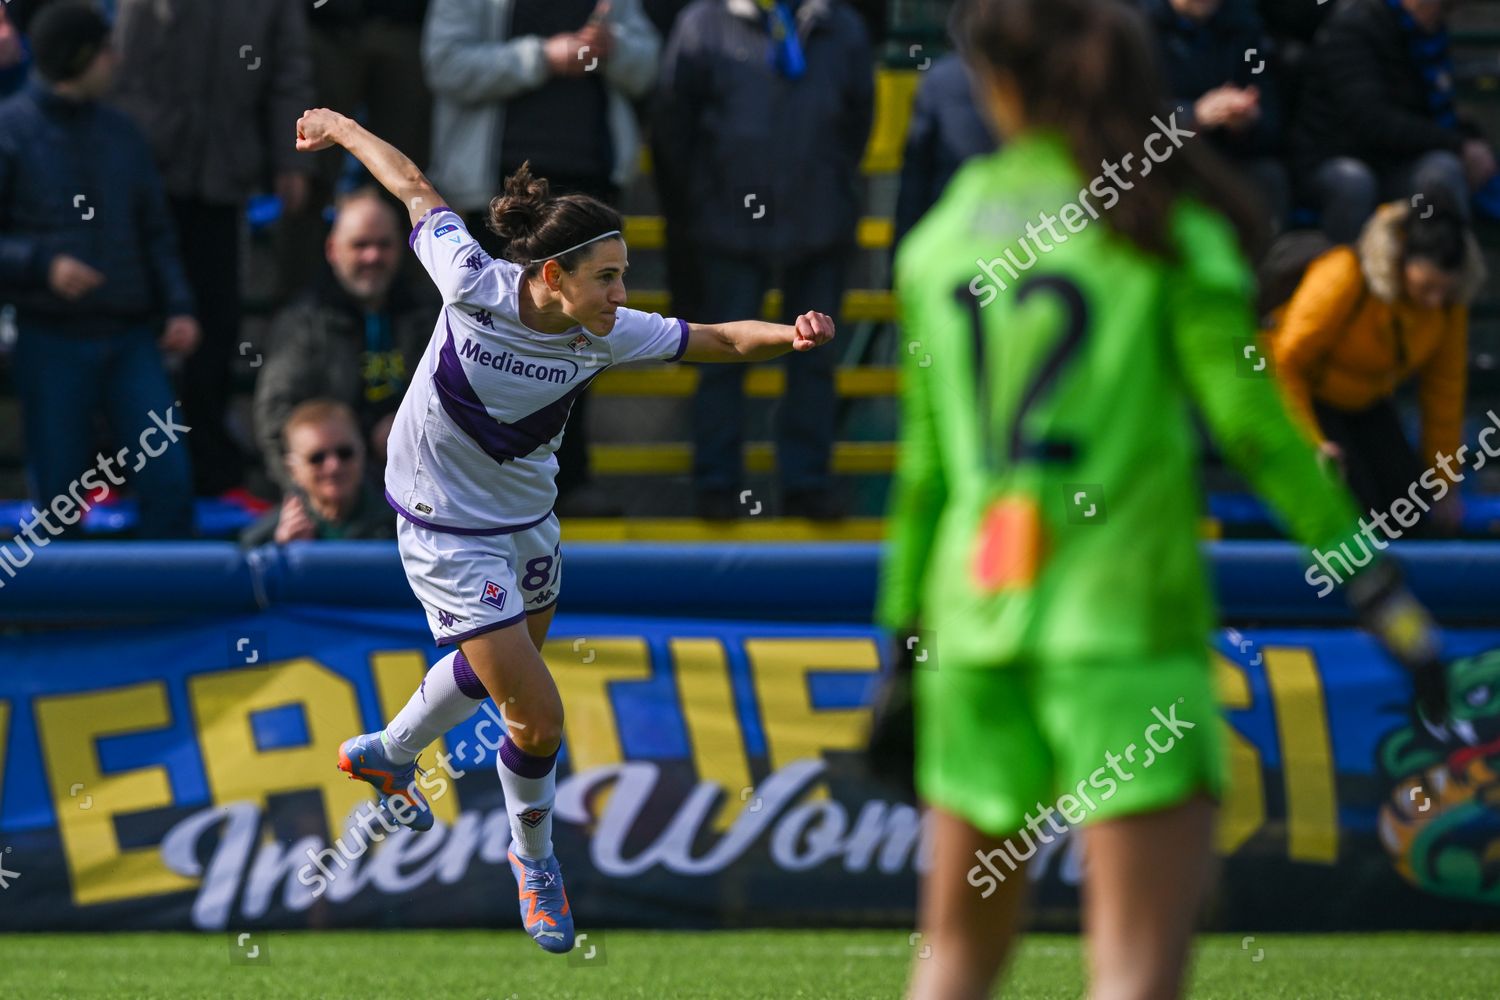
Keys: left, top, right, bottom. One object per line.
{"left": 3, "top": 608, "right": 1498, "bottom": 930}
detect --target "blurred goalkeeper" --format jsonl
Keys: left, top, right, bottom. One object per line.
{"left": 868, "top": 1, "right": 1451, "bottom": 998}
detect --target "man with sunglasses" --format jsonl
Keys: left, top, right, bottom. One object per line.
{"left": 240, "top": 399, "right": 395, "bottom": 546}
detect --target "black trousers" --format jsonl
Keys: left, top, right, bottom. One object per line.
{"left": 170, "top": 196, "right": 245, "bottom": 495}
{"left": 1314, "top": 397, "right": 1444, "bottom": 538}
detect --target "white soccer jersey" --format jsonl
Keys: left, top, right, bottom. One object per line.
{"left": 385, "top": 207, "right": 688, "bottom": 533}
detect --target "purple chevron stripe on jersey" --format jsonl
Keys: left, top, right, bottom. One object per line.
{"left": 432, "top": 318, "right": 603, "bottom": 466}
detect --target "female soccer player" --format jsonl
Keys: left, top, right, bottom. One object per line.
{"left": 877, "top": 1, "right": 1448, "bottom": 997}
{"left": 293, "top": 107, "right": 834, "bottom": 954}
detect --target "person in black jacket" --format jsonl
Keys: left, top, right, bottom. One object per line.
{"left": 655, "top": 0, "right": 874, "bottom": 520}
{"left": 289, "top": 0, "right": 432, "bottom": 306}
{"left": 892, "top": 51, "right": 996, "bottom": 251}
{"left": 0, "top": 2, "right": 198, "bottom": 538}
{"left": 1142, "top": 0, "right": 1289, "bottom": 228}
{"left": 253, "top": 189, "right": 432, "bottom": 491}
{"left": 1290, "top": 0, "right": 1495, "bottom": 242}
{"left": 111, "top": 0, "right": 314, "bottom": 498}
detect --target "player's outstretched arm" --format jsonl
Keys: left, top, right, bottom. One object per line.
{"left": 1168, "top": 208, "right": 1451, "bottom": 724}
{"left": 679, "top": 311, "right": 835, "bottom": 363}
{"left": 295, "top": 108, "right": 444, "bottom": 226}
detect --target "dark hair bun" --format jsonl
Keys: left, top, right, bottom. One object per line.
{"left": 489, "top": 162, "right": 552, "bottom": 243}
{"left": 484, "top": 161, "right": 625, "bottom": 270}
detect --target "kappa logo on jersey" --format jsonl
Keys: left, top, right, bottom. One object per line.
{"left": 517, "top": 806, "right": 550, "bottom": 828}
{"left": 568, "top": 333, "right": 591, "bottom": 353}
{"left": 434, "top": 223, "right": 463, "bottom": 245}
{"left": 462, "top": 250, "right": 486, "bottom": 272}
{"left": 481, "top": 580, "right": 508, "bottom": 611}
{"left": 472, "top": 308, "right": 494, "bottom": 329}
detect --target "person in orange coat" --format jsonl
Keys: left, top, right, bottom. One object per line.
{"left": 1271, "top": 197, "right": 1485, "bottom": 534}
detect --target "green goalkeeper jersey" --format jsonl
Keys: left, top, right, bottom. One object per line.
{"left": 877, "top": 131, "right": 1361, "bottom": 667}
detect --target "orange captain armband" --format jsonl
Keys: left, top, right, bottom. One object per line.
{"left": 972, "top": 494, "right": 1044, "bottom": 593}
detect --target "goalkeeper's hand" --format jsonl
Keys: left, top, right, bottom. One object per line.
{"left": 1347, "top": 560, "right": 1449, "bottom": 726}
{"left": 864, "top": 628, "right": 919, "bottom": 800}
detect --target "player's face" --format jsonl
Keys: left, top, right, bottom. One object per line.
{"left": 286, "top": 420, "right": 365, "bottom": 509}
{"left": 1403, "top": 258, "right": 1458, "bottom": 310}
{"left": 559, "top": 239, "right": 629, "bottom": 336}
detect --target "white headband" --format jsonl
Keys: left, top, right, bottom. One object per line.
{"left": 531, "top": 230, "right": 622, "bottom": 265}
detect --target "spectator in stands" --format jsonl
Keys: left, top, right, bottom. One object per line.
{"left": 648, "top": 0, "right": 708, "bottom": 328}
{"left": 292, "top": 0, "right": 432, "bottom": 295}
{"left": 254, "top": 189, "right": 431, "bottom": 491}
{"left": 240, "top": 399, "right": 394, "bottom": 546}
{"left": 423, "top": 0, "right": 661, "bottom": 518}
{"left": 0, "top": 1, "right": 197, "bottom": 538}
{"left": 644, "top": 0, "right": 695, "bottom": 37}
{"left": 1257, "top": 0, "right": 1335, "bottom": 47}
{"left": 893, "top": 51, "right": 996, "bottom": 251}
{"left": 112, "top": 0, "right": 314, "bottom": 498}
{"left": 0, "top": 6, "right": 31, "bottom": 98}
{"left": 1269, "top": 197, "right": 1484, "bottom": 533}
{"left": 1142, "top": 0, "right": 1289, "bottom": 229}
{"left": 655, "top": 0, "right": 873, "bottom": 521}
{"left": 1290, "top": 0, "right": 1496, "bottom": 242}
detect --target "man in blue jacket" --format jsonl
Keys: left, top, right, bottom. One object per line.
{"left": 0, "top": 2, "right": 198, "bottom": 538}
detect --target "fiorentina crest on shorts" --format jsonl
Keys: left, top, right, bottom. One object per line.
{"left": 481, "top": 580, "right": 508, "bottom": 611}
{"left": 517, "top": 807, "right": 550, "bottom": 828}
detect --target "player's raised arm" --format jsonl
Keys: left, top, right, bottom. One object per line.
{"left": 295, "top": 108, "right": 443, "bottom": 226}
{"left": 679, "top": 311, "right": 835, "bottom": 363}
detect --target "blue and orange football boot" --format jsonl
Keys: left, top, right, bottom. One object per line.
{"left": 337, "top": 732, "right": 434, "bottom": 831}
{"left": 507, "top": 848, "right": 575, "bottom": 953}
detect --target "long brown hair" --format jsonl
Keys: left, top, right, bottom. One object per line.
{"left": 951, "top": 0, "right": 1266, "bottom": 261}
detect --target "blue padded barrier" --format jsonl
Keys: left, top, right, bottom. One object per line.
{"left": 1, "top": 540, "right": 1496, "bottom": 625}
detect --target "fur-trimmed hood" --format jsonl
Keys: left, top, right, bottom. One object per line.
{"left": 1356, "top": 200, "right": 1487, "bottom": 306}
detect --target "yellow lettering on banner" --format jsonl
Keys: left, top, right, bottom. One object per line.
{"left": 1213, "top": 653, "right": 1265, "bottom": 855}
{"left": 543, "top": 637, "right": 652, "bottom": 819}
{"left": 672, "top": 638, "right": 753, "bottom": 831}
{"left": 189, "top": 659, "right": 365, "bottom": 844}
{"left": 1264, "top": 646, "right": 1338, "bottom": 862}
{"left": 370, "top": 651, "right": 460, "bottom": 827}
{"left": 34, "top": 682, "right": 197, "bottom": 905}
{"left": 746, "top": 638, "right": 880, "bottom": 800}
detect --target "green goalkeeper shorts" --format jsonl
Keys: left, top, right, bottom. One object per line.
{"left": 914, "top": 651, "right": 1227, "bottom": 837}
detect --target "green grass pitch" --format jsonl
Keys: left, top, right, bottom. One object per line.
{"left": 0, "top": 930, "right": 1493, "bottom": 998}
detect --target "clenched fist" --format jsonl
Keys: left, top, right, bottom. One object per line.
{"left": 791, "top": 311, "right": 835, "bottom": 352}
